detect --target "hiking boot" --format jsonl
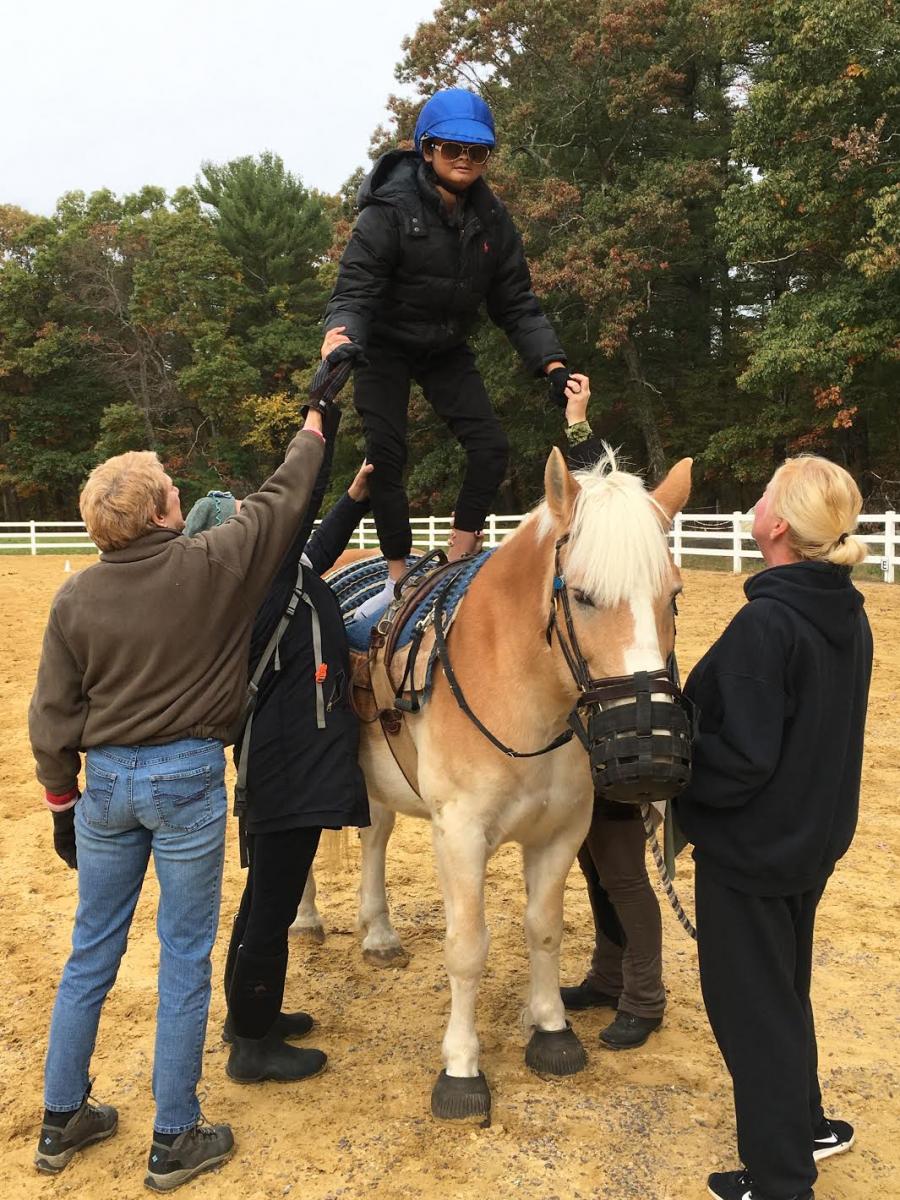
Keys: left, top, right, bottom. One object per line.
{"left": 707, "top": 1169, "right": 813, "bottom": 1200}
{"left": 34, "top": 1093, "right": 118, "bottom": 1173}
{"left": 226, "top": 1029, "right": 327, "bottom": 1083}
{"left": 559, "top": 980, "right": 620, "bottom": 1011}
{"left": 598, "top": 1011, "right": 662, "bottom": 1050}
{"left": 813, "top": 1115, "right": 854, "bottom": 1160}
{"left": 222, "top": 1009, "right": 313, "bottom": 1045}
{"left": 145, "top": 1120, "right": 234, "bottom": 1192}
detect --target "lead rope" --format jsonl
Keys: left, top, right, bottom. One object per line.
{"left": 640, "top": 802, "right": 697, "bottom": 941}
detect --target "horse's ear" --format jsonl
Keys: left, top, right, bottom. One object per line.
{"left": 544, "top": 447, "right": 581, "bottom": 529}
{"left": 651, "top": 458, "right": 693, "bottom": 524}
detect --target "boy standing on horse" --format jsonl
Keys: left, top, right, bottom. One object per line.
{"left": 322, "top": 87, "right": 575, "bottom": 619}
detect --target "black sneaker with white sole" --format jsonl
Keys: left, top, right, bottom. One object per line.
{"left": 34, "top": 1093, "right": 118, "bottom": 1173}
{"left": 145, "top": 1120, "right": 234, "bottom": 1192}
{"left": 813, "top": 1115, "right": 854, "bottom": 1160}
{"left": 707, "top": 1169, "right": 813, "bottom": 1200}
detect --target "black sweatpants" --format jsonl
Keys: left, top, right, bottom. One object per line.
{"left": 225, "top": 827, "right": 321, "bottom": 1038}
{"left": 353, "top": 341, "right": 509, "bottom": 558}
{"left": 696, "top": 866, "right": 825, "bottom": 1199}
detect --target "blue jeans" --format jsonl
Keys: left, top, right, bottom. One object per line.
{"left": 44, "top": 738, "right": 227, "bottom": 1134}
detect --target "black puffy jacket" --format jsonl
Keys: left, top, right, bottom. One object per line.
{"left": 324, "top": 150, "right": 564, "bottom": 373}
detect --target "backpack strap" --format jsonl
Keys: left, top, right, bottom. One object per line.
{"left": 232, "top": 562, "right": 326, "bottom": 866}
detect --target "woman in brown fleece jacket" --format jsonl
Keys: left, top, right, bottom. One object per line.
{"left": 28, "top": 409, "right": 328, "bottom": 1193}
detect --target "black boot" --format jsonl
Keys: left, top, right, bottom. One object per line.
{"left": 226, "top": 1029, "right": 327, "bottom": 1084}
{"left": 226, "top": 946, "right": 326, "bottom": 1083}
{"left": 599, "top": 1011, "right": 662, "bottom": 1050}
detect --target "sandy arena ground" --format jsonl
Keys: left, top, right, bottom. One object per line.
{"left": 0, "top": 558, "right": 898, "bottom": 1200}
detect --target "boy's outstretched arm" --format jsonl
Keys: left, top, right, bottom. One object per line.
{"left": 486, "top": 215, "right": 566, "bottom": 375}
{"left": 323, "top": 207, "right": 400, "bottom": 354}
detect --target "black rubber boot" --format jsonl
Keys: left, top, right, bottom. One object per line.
{"left": 225, "top": 945, "right": 327, "bottom": 1083}
{"left": 226, "top": 1029, "right": 327, "bottom": 1083}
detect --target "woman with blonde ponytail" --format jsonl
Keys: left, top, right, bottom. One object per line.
{"left": 765, "top": 455, "right": 869, "bottom": 569}
{"left": 675, "top": 455, "right": 874, "bottom": 1200}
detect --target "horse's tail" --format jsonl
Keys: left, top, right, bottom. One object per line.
{"left": 640, "top": 802, "right": 697, "bottom": 941}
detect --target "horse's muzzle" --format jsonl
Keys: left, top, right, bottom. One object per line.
{"left": 569, "top": 671, "right": 694, "bottom": 805}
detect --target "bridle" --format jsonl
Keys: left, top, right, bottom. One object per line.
{"left": 547, "top": 533, "right": 694, "bottom": 802}
{"left": 433, "top": 532, "right": 695, "bottom": 802}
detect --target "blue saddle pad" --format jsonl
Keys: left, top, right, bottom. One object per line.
{"left": 333, "top": 552, "right": 493, "bottom": 654}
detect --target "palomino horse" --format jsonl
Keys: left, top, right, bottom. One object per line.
{"left": 297, "top": 447, "right": 692, "bottom": 1121}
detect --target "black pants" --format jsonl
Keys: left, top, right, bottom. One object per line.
{"left": 224, "top": 827, "right": 321, "bottom": 1038}
{"left": 696, "top": 866, "right": 825, "bottom": 1199}
{"left": 353, "top": 341, "right": 509, "bottom": 558}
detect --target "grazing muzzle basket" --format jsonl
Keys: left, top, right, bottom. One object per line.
{"left": 568, "top": 670, "right": 695, "bottom": 805}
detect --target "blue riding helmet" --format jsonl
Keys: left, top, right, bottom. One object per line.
{"left": 413, "top": 88, "right": 496, "bottom": 152}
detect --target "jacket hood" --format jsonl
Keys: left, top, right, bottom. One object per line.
{"left": 357, "top": 151, "right": 496, "bottom": 223}
{"left": 357, "top": 150, "right": 421, "bottom": 210}
{"left": 745, "top": 560, "right": 865, "bottom": 647}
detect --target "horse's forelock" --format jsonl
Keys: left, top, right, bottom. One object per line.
{"left": 533, "top": 447, "right": 672, "bottom": 607}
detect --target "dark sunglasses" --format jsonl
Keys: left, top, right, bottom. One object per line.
{"left": 431, "top": 140, "right": 492, "bottom": 165}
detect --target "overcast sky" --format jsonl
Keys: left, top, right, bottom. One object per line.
{"left": 1, "top": 0, "right": 440, "bottom": 215}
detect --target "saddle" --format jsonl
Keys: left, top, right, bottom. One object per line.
{"left": 329, "top": 550, "right": 493, "bottom": 795}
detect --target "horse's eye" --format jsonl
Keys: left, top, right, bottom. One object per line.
{"left": 573, "top": 589, "right": 595, "bottom": 608}
{"left": 672, "top": 597, "right": 679, "bottom": 617}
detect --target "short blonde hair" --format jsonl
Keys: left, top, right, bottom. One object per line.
{"left": 80, "top": 451, "right": 170, "bottom": 552}
{"left": 768, "top": 455, "right": 867, "bottom": 567}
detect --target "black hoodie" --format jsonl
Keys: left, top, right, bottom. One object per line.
{"left": 323, "top": 150, "right": 564, "bottom": 373}
{"left": 675, "top": 561, "right": 873, "bottom": 895}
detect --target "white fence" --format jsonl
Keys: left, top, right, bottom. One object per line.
{"left": 2, "top": 512, "right": 898, "bottom": 582}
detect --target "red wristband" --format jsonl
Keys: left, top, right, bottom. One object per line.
{"left": 44, "top": 786, "right": 79, "bottom": 812}
{"left": 304, "top": 427, "right": 326, "bottom": 444}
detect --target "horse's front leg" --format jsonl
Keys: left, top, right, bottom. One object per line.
{"left": 291, "top": 865, "right": 326, "bottom": 944}
{"left": 429, "top": 817, "right": 492, "bottom": 1124}
{"left": 358, "top": 801, "right": 408, "bottom": 967}
{"left": 521, "top": 826, "right": 589, "bottom": 1077}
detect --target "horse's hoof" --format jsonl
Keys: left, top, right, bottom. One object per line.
{"left": 362, "top": 945, "right": 409, "bottom": 969}
{"left": 525, "top": 1022, "right": 587, "bottom": 1077}
{"left": 291, "top": 923, "right": 326, "bottom": 945}
{"left": 431, "top": 1069, "right": 491, "bottom": 1125}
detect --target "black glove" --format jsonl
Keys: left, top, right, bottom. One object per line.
{"left": 546, "top": 366, "right": 571, "bottom": 408}
{"left": 326, "top": 342, "right": 368, "bottom": 369}
{"left": 52, "top": 805, "right": 78, "bottom": 870}
{"left": 305, "top": 343, "right": 368, "bottom": 416}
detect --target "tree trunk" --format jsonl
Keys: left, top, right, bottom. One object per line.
{"left": 620, "top": 337, "right": 667, "bottom": 481}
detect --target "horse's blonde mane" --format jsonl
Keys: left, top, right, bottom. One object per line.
{"left": 531, "top": 446, "right": 672, "bottom": 607}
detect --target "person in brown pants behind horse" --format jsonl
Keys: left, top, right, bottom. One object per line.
{"left": 558, "top": 383, "right": 666, "bottom": 1050}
